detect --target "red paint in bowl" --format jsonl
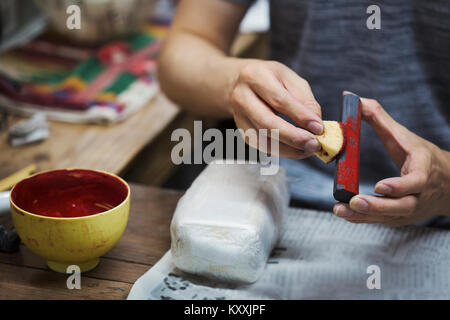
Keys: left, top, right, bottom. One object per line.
{"left": 11, "top": 169, "right": 129, "bottom": 218}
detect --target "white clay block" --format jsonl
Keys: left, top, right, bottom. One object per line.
{"left": 170, "top": 161, "right": 289, "bottom": 283}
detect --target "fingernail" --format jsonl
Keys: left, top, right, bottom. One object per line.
{"left": 343, "top": 90, "right": 357, "bottom": 96}
{"left": 307, "top": 121, "right": 323, "bottom": 135}
{"left": 350, "top": 197, "right": 369, "bottom": 213}
{"left": 375, "top": 183, "right": 392, "bottom": 195}
{"left": 334, "top": 204, "right": 353, "bottom": 217}
{"left": 304, "top": 139, "right": 321, "bottom": 153}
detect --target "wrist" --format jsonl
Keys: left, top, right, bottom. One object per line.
{"left": 222, "top": 57, "right": 259, "bottom": 115}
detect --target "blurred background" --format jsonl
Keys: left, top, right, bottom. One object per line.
{"left": 0, "top": 0, "right": 269, "bottom": 190}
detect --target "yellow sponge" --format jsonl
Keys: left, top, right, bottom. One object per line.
{"left": 314, "top": 121, "right": 345, "bottom": 164}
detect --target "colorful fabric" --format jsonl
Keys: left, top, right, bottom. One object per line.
{"left": 0, "top": 22, "right": 168, "bottom": 124}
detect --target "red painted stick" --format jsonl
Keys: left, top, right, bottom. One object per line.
{"left": 333, "top": 92, "right": 362, "bottom": 203}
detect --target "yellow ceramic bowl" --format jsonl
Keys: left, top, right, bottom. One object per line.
{"left": 10, "top": 169, "right": 130, "bottom": 273}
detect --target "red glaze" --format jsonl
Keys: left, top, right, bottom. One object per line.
{"left": 336, "top": 114, "right": 361, "bottom": 194}
{"left": 11, "top": 169, "right": 128, "bottom": 218}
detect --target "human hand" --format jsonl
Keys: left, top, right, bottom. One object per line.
{"left": 334, "top": 98, "right": 450, "bottom": 226}
{"left": 229, "top": 60, "right": 323, "bottom": 158}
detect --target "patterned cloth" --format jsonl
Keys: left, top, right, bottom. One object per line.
{"left": 0, "top": 21, "right": 168, "bottom": 124}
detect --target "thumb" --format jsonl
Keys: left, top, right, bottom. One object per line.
{"left": 375, "top": 170, "right": 427, "bottom": 197}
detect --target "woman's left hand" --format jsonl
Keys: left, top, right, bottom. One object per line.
{"left": 333, "top": 98, "right": 450, "bottom": 226}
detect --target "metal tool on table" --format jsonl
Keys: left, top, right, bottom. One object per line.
{"left": 8, "top": 113, "right": 49, "bottom": 147}
{"left": 0, "top": 164, "right": 37, "bottom": 253}
{"left": 333, "top": 92, "right": 362, "bottom": 203}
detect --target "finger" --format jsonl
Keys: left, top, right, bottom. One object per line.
{"left": 383, "top": 217, "right": 416, "bottom": 227}
{"left": 276, "top": 64, "right": 322, "bottom": 118}
{"left": 347, "top": 216, "right": 399, "bottom": 224}
{"left": 333, "top": 203, "right": 398, "bottom": 224}
{"left": 234, "top": 114, "right": 308, "bottom": 159}
{"left": 360, "top": 97, "right": 401, "bottom": 134}
{"left": 243, "top": 65, "right": 323, "bottom": 135}
{"left": 374, "top": 172, "right": 428, "bottom": 197}
{"left": 346, "top": 216, "right": 399, "bottom": 224}
{"left": 256, "top": 127, "right": 314, "bottom": 158}
{"left": 348, "top": 194, "right": 418, "bottom": 217}
{"left": 232, "top": 84, "right": 321, "bottom": 153}
{"left": 359, "top": 97, "right": 411, "bottom": 167}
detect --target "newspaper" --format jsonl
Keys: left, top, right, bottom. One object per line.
{"left": 128, "top": 208, "right": 450, "bottom": 300}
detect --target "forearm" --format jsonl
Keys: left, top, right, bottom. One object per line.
{"left": 159, "top": 29, "right": 250, "bottom": 118}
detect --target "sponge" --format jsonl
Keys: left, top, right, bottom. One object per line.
{"left": 314, "top": 121, "right": 345, "bottom": 164}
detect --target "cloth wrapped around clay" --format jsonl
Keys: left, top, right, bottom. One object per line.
{"left": 170, "top": 161, "right": 290, "bottom": 283}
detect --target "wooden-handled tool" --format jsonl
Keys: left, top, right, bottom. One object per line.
{"left": 0, "top": 164, "right": 37, "bottom": 216}
{"left": 333, "top": 92, "right": 362, "bottom": 203}
{"left": 0, "top": 165, "right": 36, "bottom": 252}
{"left": 0, "top": 164, "right": 36, "bottom": 192}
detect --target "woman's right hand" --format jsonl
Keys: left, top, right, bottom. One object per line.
{"left": 229, "top": 60, "right": 324, "bottom": 159}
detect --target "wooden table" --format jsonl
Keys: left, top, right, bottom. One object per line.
{"left": 0, "top": 184, "right": 183, "bottom": 299}
{"left": 0, "top": 94, "right": 180, "bottom": 179}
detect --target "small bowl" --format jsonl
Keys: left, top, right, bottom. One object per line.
{"left": 10, "top": 169, "right": 130, "bottom": 273}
